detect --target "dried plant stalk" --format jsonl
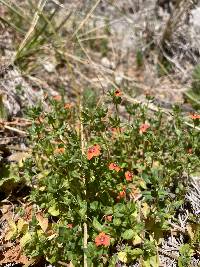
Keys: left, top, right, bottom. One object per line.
{"left": 159, "top": 0, "right": 194, "bottom": 52}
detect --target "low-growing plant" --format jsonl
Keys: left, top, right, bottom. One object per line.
{"left": 136, "top": 49, "right": 143, "bottom": 69}
{"left": 191, "top": 64, "right": 200, "bottom": 95}
{"left": 9, "top": 90, "right": 200, "bottom": 266}
{"left": 184, "top": 64, "right": 200, "bottom": 109}
{"left": 178, "top": 244, "right": 194, "bottom": 267}
{"left": 157, "top": 57, "right": 173, "bottom": 77}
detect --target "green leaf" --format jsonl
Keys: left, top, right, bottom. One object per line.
{"left": 143, "top": 255, "right": 159, "bottom": 267}
{"left": 78, "top": 200, "right": 87, "bottom": 219}
{"left": 114, "top": 203, "right": 126, "bottom": 217}
{"left": 178, "top": 244, "right": 193, "bottom": 267}
{"left": 36, "top": 213, "right": 48, "bottom": 232}
{"left": 17, "top": 218, "right": 28, "bottom": 234}
{"left": 104, "top": 207, "right": 113, "bottom": 215}
{"left": 113, "top": 218, "right": 121, "bottom": 226}
{"left": 90, "top": 201, "right": 99, "bottom": 211}
{"left": 20, "top": 232, "right": 32, "bottom": 247}
{"left": 48, "top": 205, "right": 60, "bottom": 216}
{"left": 133, "top": 234, "right": 142, "bottom": 245}
{"left": 5, "top": 219, "right": 17, "bottom": 240}
{"left": 47, "top": 255, "right": 57, "bottom": 264}
{"left": 92, "top": 218, "right": 103, "bottom": 232}
{"left": 118, "top": 252, "right": 128, "bottom": 263}
{"left": 122, "top": 229, "right": 134, "bottom": 240}
{"left": 149, "top": 255, "right": 159, "bottom": 267}
{"left": 130, "top": 248, "right": 143, "bottom": 257}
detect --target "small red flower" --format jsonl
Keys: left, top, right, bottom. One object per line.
{"left": 87, "top": 144, "right": 101, "bottom": 160}
{"left": 139, "top": 123, "right": 150, "bottom": 134}
{"left": 53, "top": 95, "right": 62, "bottom": 101}
{"left": 114, "top": 89, "right": 122, "bottom": 97}
{"left": 67, "top": 224, "right": 73, "bottom": 229}
{"left": 105, "top": 215, "right": 112, "bottom": 222}
{"left": 35, "top": 115, "right": 44, "bottom": 124}
{"left": 64, "top": 103, "right": 73, "bottom": 109}
{"left": 54, "top": 147, "right": 65, "bottom": 154}
{"left": 116, "top": 190, "right": 126, "bottom": 200}
{"left": 95, "top": 232, "right": 110, "bottom": 247}
{"left": 125, "top": 171, "right": 133, "bottom": 181}
{"left": 188, "top": 148, "right": 193, "bottom": 154}
{"left": 111, "top": 127, "right": 119, "bottom": 133}
{"left": 190, "top": 113, "right": 200, "bottom": 119}
{"left": 109, "top": 163, "right": 121, "bottom": 172}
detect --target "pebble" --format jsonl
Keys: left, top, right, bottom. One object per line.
{"left": 43, "top": 62, "right": 55, "bottom": 73}
{"left": 115, "top": 72, "right": 124, "bottom": 85}
{"left": 101, "top": 57, "right": 116, "bottom": 69}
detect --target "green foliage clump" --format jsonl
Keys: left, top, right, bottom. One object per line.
{"left": 136, "top": 49, "right": 143, "bottom": 69}
{"left": 178, "top": 244, "right": 194, "bottom": 267}
{"left": 184, "top": 64, "right": 200, "bottom": 109}
{"left": 192, "top": 64, "right": 200, "bottom": 95}
{"left": 157, "top": 58, "right": 173, "bottom": 77}
{"left": 8, "top": 91, "right": 200, "bottom": 266}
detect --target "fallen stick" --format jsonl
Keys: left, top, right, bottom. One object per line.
{"left": 4, "top": 125, "right": 27, "bottom": 136}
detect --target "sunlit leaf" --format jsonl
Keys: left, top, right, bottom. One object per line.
{"left": 113, "top": 218, "right": 121, "bottom": 226}
{"left": 20, "top": 232, "right": 32, "bottom": 247}
{"left": 93, "top": 217, "right": 103, "bottom": 232}
{"left": 48, "top": 205, "right": 59, "bottom": 216}
{"left": 36, "top": 212, "right": 48, "bottom": 232}
{"left": 118, "top": 251, "right": 128, "bottom": 263}
{"left": 141, "top": 202, "right": 150, "bottom": 219}
{"left": 37, "top": 229, "right": 44, "bottom": 236}
{"left": 133, "top": 234, "right": 142, "bottom": 245}
{"left": 122, "top": 229, "right": 134, "bottom": 240}
{"left": 143, "top": 255, "right": 159, "bottom": 267}
{"left": 5, "top": 219, "right": 17, "bottom": 240}
{"left": 17, "top": 218, "right": 28, "bottom": 234}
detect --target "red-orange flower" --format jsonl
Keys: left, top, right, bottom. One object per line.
{"left": 105, "top": 215, "right": 112, "bottom": 222}
{"left": 114, "top": 89, "right": 122, "bottom": 97}
{"left": 111, "top": 127, "right": 120, "bottom": 134}
{"left": 117, "top": 190, "right": 126, "bottom": 200}
{"left": 87, "top": 144, "right": 101, "bottom": 160}
{"left": 188, "top": 148, "right": 193, "bottom": 154}
{"left": 67, "top": 224, "right": 73, "bottom": 229}
{"left": 64, "top": 103, "right": 73, "bottom": 109}
{"left": 35, "top": 115, "right": 44, "bottom": 124}
{"left": 190, "top": 113, "right": 200, "bottom": 119}
{"left": 125, "top": 171, "right": 133, "bottom": 181}
{"left": 109, "top": 163, "right": 121, "bottom": 172}
{"left": 139, "top": 123, "right": 150, "bottom": 134}
{"left": 95, "top": 232, "right": 110, "bottom": 247}
{"left": 53, "top": 95, "right": 62, "bottom": 101}
{"left": 54, "top": 147, "right": 65, "bottom": 154}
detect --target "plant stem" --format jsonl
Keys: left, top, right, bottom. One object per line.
{"left": 79, "top": 89, "right": 88, "bottom": 267}
{"left": 83, "top": 222, "right": 88, "bottom": 267}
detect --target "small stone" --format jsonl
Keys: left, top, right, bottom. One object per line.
{"left": 115, "top": 72, "right": 124, "bottom": 85}
{"left": 43, "top": 62, "right": 55, "bottom": 73}
{"left": 101, "top": 57, "right": 111, "bottom": 68}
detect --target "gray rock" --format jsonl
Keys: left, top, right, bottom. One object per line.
{"left": 0, "top": 63, "right": 46, "bottom": 118}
